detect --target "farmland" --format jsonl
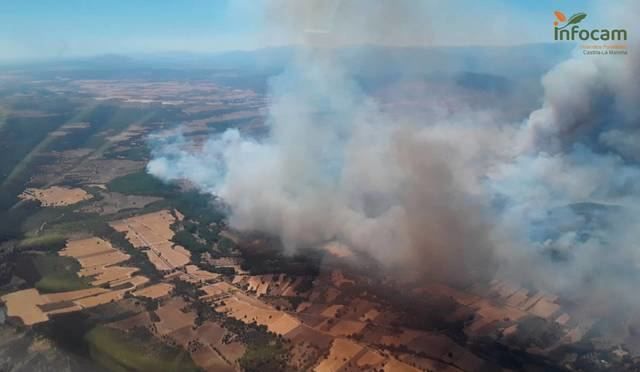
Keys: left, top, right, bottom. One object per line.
{"left": 110, "top": 210, "right": 192, "bottom": 272}
{"left": 22, "top": 254, "right": 92, "bottom": 293}
{"left": 19, "top": 186, "right": 93, "bottom": 207}
{"left": 0, "top": 67, "right": 633, "bottom": 372}
{"left": 86, "top": 325, "right": 199, "bottom": 372}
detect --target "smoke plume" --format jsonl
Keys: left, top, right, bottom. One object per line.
{"left": 149, "top": 0, "right": 640, "bottom": 310}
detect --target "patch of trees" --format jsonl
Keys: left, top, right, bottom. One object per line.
{"left": 172, "top": 191, "right": 227, "bottom": 226}
{"left": 170, "top": 220, "right": 218, "bottom": 254}
{"left": 103, "top": 137, "right": 150, "bottom": 161}
{"left": 192, "top": 299, "right": 218, "bottom": 326}
{"left": 293, "top": 278, "right": 314, "bottom": 294}
{"left": 287, "top": 296, "right": 306, "bottom": 311}
{"left": 33, "top": 311, "right": 96, "bottom": 356}
{"left": 17, "top": 235, "right": 67, "bottom": 252}
{"left": 239, "top": 341, "right": 289, "bottom": 372}
{"left": 505, "top": 316, "right": 563, "bottom": 350}
{"left": 172, "top": 229, "right": 208, "bottom": 254}
{"left": 238, "top": 242, "right": 324, "bottom": 277}
{"left": 108, "top": 172, "right": 226, "bottom": 223}
{"left": 97, "top": 226, "right": 162, "bottom": 281}
{"left": 172, "top": 279, "right": 199, "bottom": 300}
{"left": 0, "top": 242, "right": 17, "bottom": 286}
{"left": 0, "top": 201, "right": 41, "bottom": 242}
{"left": 468, "top": 337, "right": 567, "bottom": 372}
{"left": 197, "top": 262, "right": 235, "bottom": 277}
{"left": 107, "top": 170, "right": 179, "bottom": 198}
{"left": 108, "top": 172, "right": 227, "bottom": 255}
{"left": 220, "top": 317, "right": 290, "bottom": 371}
{"left": 216, "top": 236, "right": 235, "bottom": 255}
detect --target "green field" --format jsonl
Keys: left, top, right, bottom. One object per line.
{"left": 86, "top": 326, "right": 199, "bottom": 372}
{"left": 0, "top": 96, "right": 162, "bottom": 243}
{"left": 107, "top": 171, "right": 225, "bottom": 224}
{"left": 17, "top": 234, "right": 67, "bottom": 251}
{"left": 28, "top": 254, "right": 91, "bottom": 293}
{"left": 108, "top": 171, "right": 227, "bottom": 257}
{"left": 239, "top": 342, "right": 288, "bottom": 372}
{"left": 107, "top": 170, "right": 178, "bottom": 197}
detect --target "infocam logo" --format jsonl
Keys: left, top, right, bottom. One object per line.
{"left": 553, "top": 11, "right": 627, "bottom": 41}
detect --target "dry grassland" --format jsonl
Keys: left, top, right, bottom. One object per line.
{"left": 163, "top": 319, "right": 245, "bottom": 372}
{"left": 236, "top": 274, "right": 303, "bottom": 297}
{"left": 19, "top": 186, "right": 92, "bottom": 207}
{"left": 90, "top": 267, "right": 139, "bottom": 287}
{"left": 190, "top": 346, "right": 234, "bottom": 372}
{"left": 328, "top": 320, "right": 366, "bottom": 337}
{"left": 1, "top": 236, "right": 152, "bottom": 326}
{"left": 110, "top": 210, "right": 176, "bottom": 246}
{"left": 322, "top": 242, "right": 353, "bottom": 258}
{"left": 200, "top": 281, "right": 236, "bottom": 299}
{"left": 41, "top": 287, "right": 109, "bottom": 303}
{"left": 2, "top": 287, "right": 132, "bottom": 326}
{"left": 398, "top": 354, "right": 459, "bottom": 372}
{"left": 357, "top": 350, "right": 386, "bottom": 368}
{"left": 133, "top": 283, "right": 174, "bottom": 299}
{"left": 59, "top": 237, "right": 143, "bottom": 288}
{"left": 314, "top": 338, "right": 363, "bottom": 372}
{"left": 59, "top": 237, "right": 113, "bottom": 257}
{"left": 179, "top": 265, "right": 220, "bottom": 284}
{"left": 155, "top": 299, "right": 196, "bottom": 336}
{"left": 215, "top": 291, "right": 301, "bottom": 336}
{"left": 505, "top": 288, "right": 530, "bottom": 307}
{"left": 383, "top": 357, "right": 422, "bottom": 372}
{"left": 331, "top": 270, "right": 355, "bottom": 287}
{"left": 280, "top": 277, "right": 304, "bottom": 297}
{"left": 66, "top": 158, "right": 145, "bottom": 184}
{"left": 110, "top": 210, "right": 191, "bottom": 271}
{"left": 321, "top": 305, "right": 343, "bottom": 318}
{"left": 324, "top": 287, "right": 340, "bottom": 303}
{"left": 527, "top": 297, "right": 561, "bottom": 319}
{"left": 46, "top": 304, "right": 84, "bottom": 316}
{"left": 110, "top": 311, "right": 152, "bottom": 331}
{"left": 74, "top": 289, "right": 128, "bottom": 308}
{"left": 76, "top": 251, "right": 131, "bottom": 273}
{"left": 1, "top": 289, "right": 48, "bottom": 325}
{"left": 80, "top": 192, "right": 162, "bottom": 215}
{"left": 360, "top": 309, "right": 380, "bottom": 322}
{"left": 556, "top": 313, "right": 571, "bottom": 325}
{"left": 117, "top": 275, "right": 149, "bottom": 288}
{"left": 469, "top": 299, "right": 527, "bottom": 331}
{"left": 380, "top": 330, "right": 422, "bottom": 347}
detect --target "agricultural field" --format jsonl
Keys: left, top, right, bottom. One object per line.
{"left": 1, "top": 235, "right": 151, "bottom": 326}
{"left": 86, "top": 325, "right": 199, "bottom": 372}
{"left": 133, "top": 282, "right": 174, "bottom": 299}
{"left": 0, "top": 64, "right": 632, "bottom": 372}
{"left": 20, "top": 254, "right": 92, "bottom": 293}
{"left": 19, "top": 186, "right": 93, "bottom": 207}
{"left": 79, "top": 191, "right": 162, "bottom": 215}
{"left": 109, "top": 209, "right": 192, "bottom": 272}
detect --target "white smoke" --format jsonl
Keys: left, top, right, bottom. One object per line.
{"left": 149, "top": 0, "right": 640, "bottom": 302}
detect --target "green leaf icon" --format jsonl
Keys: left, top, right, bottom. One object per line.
{"left": 567, "top": 13, "right": 587, "bottom": 25}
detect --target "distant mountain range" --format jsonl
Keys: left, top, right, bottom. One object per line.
{"left": 4, "top": 43, "right": 574, "bottom": 79}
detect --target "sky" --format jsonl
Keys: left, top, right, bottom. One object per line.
{"left": 0, "top": 0, "right": 596, "bottom": 62}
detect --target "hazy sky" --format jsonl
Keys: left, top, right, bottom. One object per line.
{"left": 0, "top": 0, "right": 594, "bottom": 62}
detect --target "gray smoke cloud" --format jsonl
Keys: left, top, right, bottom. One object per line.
{"left": 487, "top": 0, "right": 640, "bottom": 323}
{"left": 148, "top": 0, "right": 640, "bottom": 311}
{"left": 148, "top": 48, "right": 508, "bottom": 284}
